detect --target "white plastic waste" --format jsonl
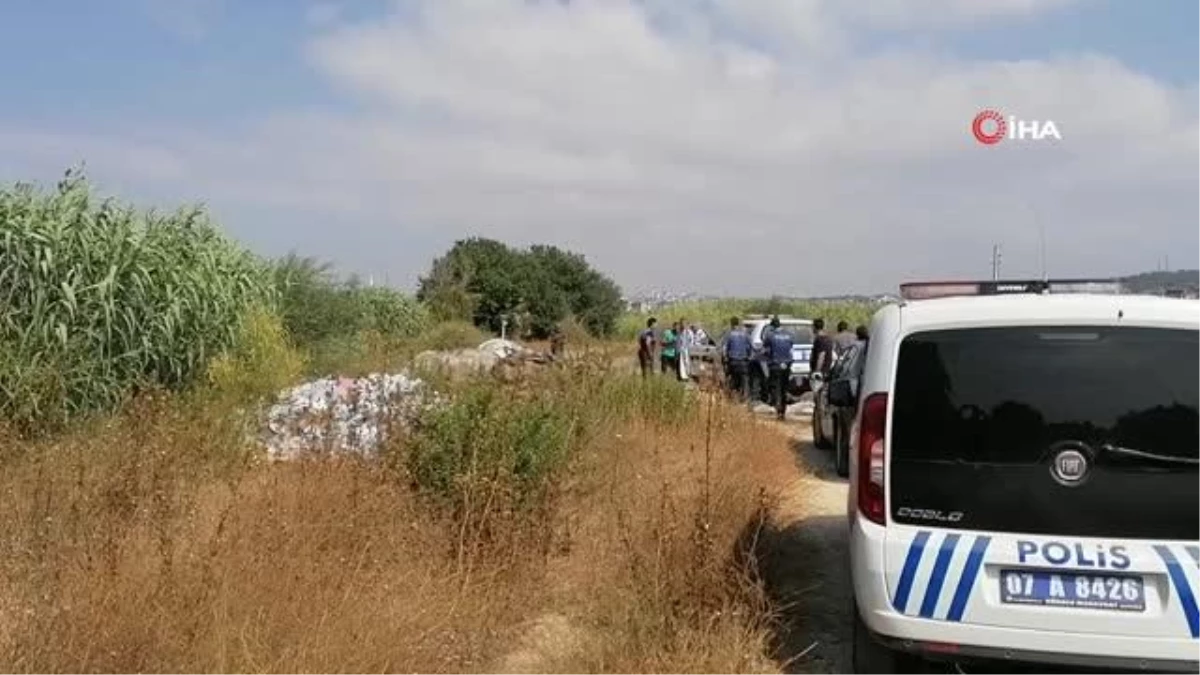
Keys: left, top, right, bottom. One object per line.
{"left": 262, "top": 372, "right": 440, "bottom": 461}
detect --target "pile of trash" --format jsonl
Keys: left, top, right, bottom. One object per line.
{"left": 260, "top": 339, "right": 552, "bottom": 460}
{"left": 262, "top": 372, "right": 440, "bottom": 461}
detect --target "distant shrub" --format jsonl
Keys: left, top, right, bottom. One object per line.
{"left": 272, "top": 254, "right": 429, "bottom": 349}
{"left": 356, "top": 286, "right": 430, "bottom": 338}
{"left": 205, "top": 308, "right": 307, "bottom": 403}
{"left": 414, "top": 320, "right": 489, "bottom": 352}
{"left": 417, "top": 238, "right": 623, "bottom": 339}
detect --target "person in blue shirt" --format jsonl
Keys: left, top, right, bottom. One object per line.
{"left": 722, "top": 316, "right": 752, "bottom": 402}
{"left": 765, "top": 315, "right": 795, "bottom": 420}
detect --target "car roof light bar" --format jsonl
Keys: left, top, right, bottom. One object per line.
{"left": 899, "top": 279, "right": 1125, "bottom": 301}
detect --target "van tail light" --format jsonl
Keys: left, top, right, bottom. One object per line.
{"left": 857, "top": 393, "right": 888, "bottom": 525}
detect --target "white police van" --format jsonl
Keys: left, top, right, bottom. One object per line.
{"left": 848, "top": 279, "right": 1199, "bottom": 672}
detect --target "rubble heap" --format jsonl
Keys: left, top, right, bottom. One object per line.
{"left": 262, "top": 372, "right": 439, "bottom": 461}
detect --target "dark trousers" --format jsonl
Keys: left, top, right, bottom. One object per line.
{"left": 725, "top": 359, "right": 750, "bottom": 401}
{"left": 769, "top": 366, "right": 791, "bottom": 418}
{"left": 639, "top": 352, "right": 653, "bottom": 377}
{"left": 661, "top": 354, "right": 676, "bottom": 375}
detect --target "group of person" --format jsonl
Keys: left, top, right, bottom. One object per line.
{"left": 720, "top": 315, "right": 869, "bottom": 421}
{"left": 636, "top": 317, "right": 706, "bottom": 381}
{"left": 636, "top": 314, "right": 868, "bottom": 419}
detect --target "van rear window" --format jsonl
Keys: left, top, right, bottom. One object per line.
{"left": 894, "top": 326, "right": 1199, "bottom": 463}
{"left": 890, "top": 326, "right": 1198, "bottom": 539}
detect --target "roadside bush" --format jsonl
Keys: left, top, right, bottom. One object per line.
{"left": 401, "top": 367, "right": 694, "bottom": 514}
{"left": 405, "top": 384, "right": 575, "bottom": 510}
{"left": 0, "top": 170, "right": 274, "bottom": 434}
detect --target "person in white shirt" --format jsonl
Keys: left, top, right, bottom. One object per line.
{"left": 678, "top": 319, "right": 696, "bottom": 380}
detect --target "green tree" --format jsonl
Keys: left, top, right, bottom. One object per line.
{"left": 527, "top": 245, "right": 622, "bottom": 336}
{"left": 417, "top": 238, "right": 623, "bottom": 338}
{"left": 418, "top": 237, "right": 526, "bottom": 333}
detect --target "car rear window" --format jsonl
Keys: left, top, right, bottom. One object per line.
{"left": 746, "top": 322, "right": 813, "bottom": 344}
{"left": 778, "top": 324, "right": 813, "bottom": 344}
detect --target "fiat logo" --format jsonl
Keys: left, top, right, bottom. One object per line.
{"left": 1051, "top": 448, "right": 1090, "bottom": 486}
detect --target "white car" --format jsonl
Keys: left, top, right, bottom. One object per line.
{"left": 848, "top": 279, "right": 1200, "bottom": 672}
{"left": 813, "top": 342, "right": 867, "bottom": 477}
{"left": 743, "top": 316, "right": 813, "bottom": 400}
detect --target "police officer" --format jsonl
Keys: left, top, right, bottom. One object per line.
{"left": 765, "top": 316, "right": 795, "bottom": 420}
{"left": 722, "top": 316, "right": 752, "bottom": 402}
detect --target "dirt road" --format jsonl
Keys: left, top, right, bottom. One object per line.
{"left": 754, "top": 402, "right": 1105, "bottom": 675}
{"left": 752, "top": 403, "right": 856, "bottom": 673}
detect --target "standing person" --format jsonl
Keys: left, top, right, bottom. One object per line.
{"left": 757, "top": 314, "right": 780, "bottom": 405}
{"left": 810, "top": 318, "right": 835, "bottom": 379}
{"left": 678, "top": 319, "right": 695, "bottom": 381}
{"left": 722, "top": 316, "right": 752, "bottom": 402}
{"left": 637, "top": 317, "right": 658, "bottom": 377}
{"left": 660, "top": 321, "right": 679, "bottom": 375}
{"left": 766, "top": 316, "right": 795, "bottom": 420}
{"left": 833, "top": 320, "right": 857, "bottom": 357}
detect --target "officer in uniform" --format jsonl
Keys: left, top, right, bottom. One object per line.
{"left": 765, "top": 315, "right": 795, "bottom": 420}
{"left": 722, "top": 316, "right": 752, "bottom": 401}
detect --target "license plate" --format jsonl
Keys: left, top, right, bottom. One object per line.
{"left": 791, "top": 363, "right": 805, "bottom": 373}
{"left": 1000, "top": 569, "right": 1145, "bottom": 611}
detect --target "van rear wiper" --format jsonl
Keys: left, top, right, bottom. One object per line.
{"left": 1099, "top": 444, "right": 1200, "bottom": 466}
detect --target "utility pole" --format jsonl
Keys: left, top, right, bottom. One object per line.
{"left": 1034, "top": 206, "right": 1047, "bottom": 281}
{"left": 991, "top": 244, "right": 1002, "bottom": 281}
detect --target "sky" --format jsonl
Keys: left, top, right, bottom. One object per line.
{"left": 0, "top": 0, "right": 1196, "bottom": 296}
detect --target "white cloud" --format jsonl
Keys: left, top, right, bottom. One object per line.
{"left": 2, "top": 0, "right": 1195, "bottom": 295}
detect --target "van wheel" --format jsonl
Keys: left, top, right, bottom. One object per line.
{"left": 853, "top": 602, "right": 923, "bottom": 673}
